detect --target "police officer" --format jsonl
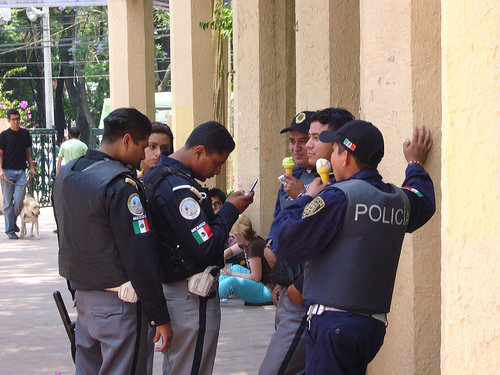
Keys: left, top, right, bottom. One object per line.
{"left": 272, "top": 121, "right": 436, "bottom": 374}
{"left": 142, "top": 121, "right": 253, "bottom": 375}
{"left": 53, "top": 108, "right": 172, "bottom": 374}
{"left": 260, "top": 108, "right": 354, "bottom": 375}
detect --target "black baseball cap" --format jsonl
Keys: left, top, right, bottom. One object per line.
{"left": 280, "top": 111, "right": 315, "bottom": 134}
{"left": 319, "top": 120, "right": 385, "bottom": 166}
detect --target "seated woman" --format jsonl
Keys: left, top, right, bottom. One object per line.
{"left": 137, "top": 121, "right": 173, "bottom": 178}
{"left": 219, "top": 215, "right": 275, "bottom": 304}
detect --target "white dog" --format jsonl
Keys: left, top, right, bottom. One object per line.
{"left": 20, "top": 196, "right": 41, "bottom": 240}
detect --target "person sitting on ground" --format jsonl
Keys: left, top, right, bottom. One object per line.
{"left": 56, "top": 127, "right": 88, "bottom": 177}
{"left": 219, "top": 215, "right": 275, "bottom": 305}
{"left": 138, "top": 122, "right": 173, "bottom": 178}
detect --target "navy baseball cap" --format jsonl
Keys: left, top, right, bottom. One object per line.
{"left": 319, "top": 120, "right": 385, "bottom": 166}
{"left": 280, "top": 111, "right": 315, "bottom": 134}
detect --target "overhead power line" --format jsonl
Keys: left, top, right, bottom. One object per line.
{"left": 1, "top": 69, "right": 170, "bottom": 80}
{"left": 0, "top": 18, "right": 85, "bottom": 56}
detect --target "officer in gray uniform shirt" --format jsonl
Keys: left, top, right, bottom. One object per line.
{"left": 143, "top": 121, "right": 254, "bottom": 375}
{"left": 53, "top": 108, "right": 172, "bottom": 375}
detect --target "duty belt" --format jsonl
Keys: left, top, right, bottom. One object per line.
{"left": 307, "top": 304, "right": 387, "bottom": 330}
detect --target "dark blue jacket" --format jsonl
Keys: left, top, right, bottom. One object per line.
{"left": 273, "top": 164, "right": 436, "bottom": 265}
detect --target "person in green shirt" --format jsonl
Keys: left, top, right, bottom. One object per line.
{"left": 56, "top": 127, "right": 88, "bottom": 176}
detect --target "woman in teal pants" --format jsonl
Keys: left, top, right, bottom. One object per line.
{"left": 219, "top": 215, "right": 275, "bottom": 304}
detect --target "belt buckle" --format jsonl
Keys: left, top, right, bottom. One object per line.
{"left": 306, "top": 304, "right": 325, "bottom": 331}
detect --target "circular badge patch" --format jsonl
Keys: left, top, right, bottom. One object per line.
{"left": 179, "top": 197, "right": 201, "bottom": 220}
{"left": 295, "top": 112, "right": 306, "bottom": 124}
{"left": 127, "top": 193, "right": 145, "bottom": 216}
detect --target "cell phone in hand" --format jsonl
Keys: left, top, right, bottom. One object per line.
{"left": 246, "top": 178, "right": 258, "bottom": 194}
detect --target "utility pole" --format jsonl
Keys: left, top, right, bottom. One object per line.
{"left": 42, "top": 7, "right": 54, "bottom": 129}
{"left": 27, "top": 6, "right": 54, "bottom": 129}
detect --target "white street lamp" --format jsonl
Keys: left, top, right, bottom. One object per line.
{"left": 26, "top": 7, "right": 54, "bottom": 129}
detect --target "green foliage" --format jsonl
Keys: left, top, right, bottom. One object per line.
{"left": 0, "top": 6, "right": 172, "bottom": 130}
{"left": 199, "top": 1, "right": 234, "bottom": 83}
{"left": 199, "top": 2, "right": 233, "bottom": 41}
{"left": 54, "top": 6, "right": 110, "bottom": 126}
{"left": 0, "top": 69, "right": 36, "bottom": 128}
{"left": 0, "top": 9, "right": 43, "bottom": 126}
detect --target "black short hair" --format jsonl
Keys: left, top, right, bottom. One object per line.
{"left": 151, "top": 122, "right": 174, "bottom": 152}
{"left": 185, "top": 121, "right": 235, "bottom": 155}
{"left": 209, "top": 188, "right": 226, "bottom": 203}
{"left": 68, "top": 127, "right": 81, "bottom": 139}
{"left": 337, "top": 142, "right": 376, "bottom": 169}
{"left": 102, "top": 108, "right": 152, "bottom": 144}
{"left": 7, "top": 108, "right": 20, "bottom": 120}
{"left": 310, "top": 107, "right": 355, "bottom": 132}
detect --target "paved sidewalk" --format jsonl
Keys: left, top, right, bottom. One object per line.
{"left": 0, "top": 207, "right": 275, "bottom": 375}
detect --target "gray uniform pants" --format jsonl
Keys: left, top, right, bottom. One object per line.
{"left": 162, "top": 280, "right": 221, "bottom": 375}
{"left": 259, "top": 288, "right": 307, "bottom": 375}
{"left": 74, "top": 290, "right": 149, "bottom": 375}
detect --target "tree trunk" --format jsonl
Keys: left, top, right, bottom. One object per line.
{"left": 58, "top": 9, "right": 93, "bottom": 145}
{"left": 54, "top": 76, "right": 66, "bottom": 144}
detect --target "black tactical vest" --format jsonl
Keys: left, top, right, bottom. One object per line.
{"left": 55, "top": 157, "right": 132, "bottom": 289}
{"left": 303, "top": 179, "right": 410, "bottom": 314}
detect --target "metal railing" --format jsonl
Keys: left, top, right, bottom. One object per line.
{"left": 29, "top": 129, "right": 57, "bottom": 207}
{"left": 28, "top": 128, "right": 102, "bottom": 206}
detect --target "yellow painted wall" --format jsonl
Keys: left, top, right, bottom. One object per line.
{"left": 360, "top": 0, "right": 441, "bottom": 373}
{"left": 295, "top": 0, "right": 359, "bottom": 114}
{"left": 170, "top": 0, "right": 214, "bottom": 150}
{"left": 233, "top": 0, "right": 291, "bottom": 234}
{"left": 441, "top": 0, "right": 500, "bottom": 373}
{"left": 108, "top": 0, "right": 155, "bottom": 119}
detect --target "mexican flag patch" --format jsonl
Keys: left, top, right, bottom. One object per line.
{"left": 403, "top": 186, "right": 423, "bottom": 197}
{"left": 133, "top": 218, "right": 150, "bottom": 234}
{"left": 192, "top": 223, "right": 213, "bottom": 244}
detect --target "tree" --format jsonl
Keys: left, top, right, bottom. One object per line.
{"left": 0, "top": 6, "right": 171, "bottom": 145}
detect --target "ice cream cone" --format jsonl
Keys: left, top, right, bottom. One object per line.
{"left": 317, "top": 168, "right": 330, "bottom": 183}
{"left": 282, "top": 157, "right": 295, "bottom": 175}
{"left": 316, "top": 158, "right": 331, "bottom": 183}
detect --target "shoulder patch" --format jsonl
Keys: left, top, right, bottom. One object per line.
{"left": 125, "top": 177, "right": 138, "bottom": 190}
{"left": 302, "top": 196, "right": 326, "bottom": 219}
{"left": 403, "top": 186, "right": 423, "bottom": 197}
{"left": 179, "top": 197, "right": 201, "bottom": 220}
{"left": 191, "top": 221, "right": 213, "bottom": 244}
{"left": 127, "top": 193, "right": 145, "bottom": 215}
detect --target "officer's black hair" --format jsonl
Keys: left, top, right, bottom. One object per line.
{"left": 102, "top": 108, "right": 152, "bottom": 145}
{"left": 185, "top": 121, "right": 235, "bottom": 155}
{"left": 6, "top": 108, "right": 20, "bottom": 120}
{"left": 209, "top": 187, "right": 226, "bottom": 203}
{"left": 68, "top": 127, "right": 81, "bottom": 139}
{"left": 310, "top": 107, "right": 355, "bottom": 132}
{"left": 337, "top": 143, "right": 378, "bottom": 170}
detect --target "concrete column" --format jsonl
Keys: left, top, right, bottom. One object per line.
{"left": 170, "top": 0, "right": 214, "bottom": 150}
{"left": 441, "top": 1, "right": 500, "bottom": 373}
{"left": 108, "top": 0, "right": 155, "bottom": 119}
{"left": 359, "top": 1, "right": 441, "bottom": 374}
{"left": 233, "top": 0, "right": 294, "bottom": 234}
{"left": 295, "top": 0, "right": 359, "bottom": 114}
